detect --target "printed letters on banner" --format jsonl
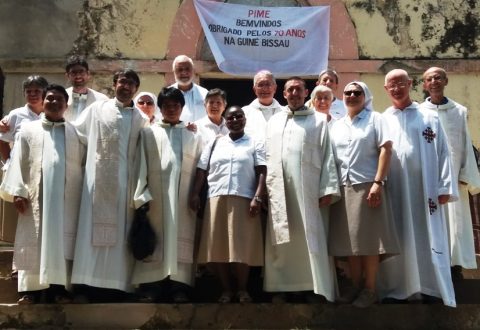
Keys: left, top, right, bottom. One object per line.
{"left": 194, "top": 0, "right": 330, "bottom": 77}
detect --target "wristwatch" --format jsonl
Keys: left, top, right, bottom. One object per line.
{"left": 373, "top": 180, "right": 384, "bottom": 186}
{"left": 254, "top": 196, "right": 263, "bottom": 203}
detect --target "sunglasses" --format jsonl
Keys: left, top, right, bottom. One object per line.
{"left": 137, "top": 101, "right": 154, "bottom": 106}
{"left": 343, "top": 90, "right": 363, "bottom": 97}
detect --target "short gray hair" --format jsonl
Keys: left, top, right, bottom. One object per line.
{"left": 310, "top": 85, "right": 334, "bottom": 101}
{"left": 172, "top": 55, "right": 194, "bottom": 71}
{"left": 253, "top": 70, "right": 276, "bottom": 86}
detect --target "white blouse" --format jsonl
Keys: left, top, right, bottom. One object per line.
{"left": 330, "top": 109, "right": 391, "bottom": 185}
{"left": 197, "top": 134, "right": 266, "bottom": 199}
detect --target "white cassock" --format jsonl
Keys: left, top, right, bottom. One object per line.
{"left": 170, "top": 83, "right": 208, "bottom": 123}
{"left": 65, "top": 87, "right": 109, "bottom": 122}
{"left": 264, "top": 106, "right": 340, "bottom": 301}
{"left": 421, "top": 98, "right": 480, "bottom": 269}
{"left": 0, "top": 117, "right": 84, "bottom": 292}
{"left": 71, "top": 99, "right": 149, "bottom": 292}
{"left": 132, "top": 122, "right": 203, "bottom": 286}
{"left": 378, "top": 102, "right": 457, "bottom": 307}
{"left": 242, "top": 98, "right": 283, "bottom": 143}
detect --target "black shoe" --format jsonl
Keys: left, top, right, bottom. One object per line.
{"left": 451, "top": 265, "right": 464, "bottom": 281}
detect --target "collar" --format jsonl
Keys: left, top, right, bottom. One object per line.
{"left": 26, "top": 104, "right": 42, "bottom": 118}
{"left": 286, "top": 105, "right": 314, "bottom": 116}
{"left": 114, "top": 98, "right": 134, "bottom": 110}
{"left": 250, "top": 98, "right": 282, "bottom": 111}
{"left": 425, "top": 97, "right": 451, "bottom": 109}
{"left": 72, "top": 92, "right": 88, "bottom": 100}
{"left": 159, "top": 121, "right": 186, "bottom": 128}
{"left": 344, "top": 108, "right": 369, "bottom": 124}
{"left": 355, "top": 108, "right": 369, "bottom": 119}
{"left": 41, "top": 114, "right": 65, "bottom": 127}
{"left": 389, "top": 101, "right": 419, "bottom": 114}
{"left": 229, "top": 133, "right": 249, "bottom": 143}
{"left": 206, "top": 117, "right": 226, "bottom": 127}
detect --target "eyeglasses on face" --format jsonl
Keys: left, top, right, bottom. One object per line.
{"left": 137, "top": 101, "right": 154, "bottom": 106}
{"left": 343, "top": 90, "right": 363, "bottom": 97}
{"left": 68, "top": 69, "right": 87, "bottom": 76}
{"left": 386, "top": 83, "right": 407, "bottom": 91}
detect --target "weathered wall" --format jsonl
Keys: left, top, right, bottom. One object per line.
{"left": 0, "top": 0, "right": 478, "bottom": 143}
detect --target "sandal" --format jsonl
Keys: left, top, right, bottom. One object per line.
{"left": 236, "top": 291, "right": 252, "bottom": 303}
{"left": 18, "top": 294, "right": 34, "bottom": 305}
{"left": 218, "top": 291, "right": 233, "bottom": 303}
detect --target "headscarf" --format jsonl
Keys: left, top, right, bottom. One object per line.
{"left": 134, "top": 91, "right": 162, "bottom": 121}
{"left": 343, "top": 81, "right": 374, "bottom": 112}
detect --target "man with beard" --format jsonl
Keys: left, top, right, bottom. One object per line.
{"left": 71, "top": 69, "right": 149, "bottom": 301}
{"left": 264, "top": 77, "right": 339, "bottom": 303}
{"left": 64, "top": 55, "right": 108, "bottom": 122}
{"left": 169, "top": 55, "right": 208, "bottom": 124}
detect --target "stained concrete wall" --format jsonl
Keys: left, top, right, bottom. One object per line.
{"left": 0, "top": 0, "right": 478, "bottom": 144}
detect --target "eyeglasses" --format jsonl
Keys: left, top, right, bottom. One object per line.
{"left": 117, "top": 78, "right": 137, "bottom": 86}
{"left": 386, "top": 83, "right": 407, "bottom": 91}
{"left": 137, "top": 101, "right": 154, "bottom": 106}
{"left": 68, "top": 69, "right": 87, "bottom": 76}
{"left": 256, "top": 82, "right": 274, "bottom": 88}
{"left": 343, "top": 90, "right": 363, "bottom": 97}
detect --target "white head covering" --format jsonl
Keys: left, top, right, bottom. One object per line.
{"left": 343, "top": 81, "right": 374, "bottom": 112}
{"left": 134, "top": 91, "right": 162, "bottom": 121}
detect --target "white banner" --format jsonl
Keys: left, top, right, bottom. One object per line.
{"left": 194, "top": 0, "right": 330, "bottom": 77}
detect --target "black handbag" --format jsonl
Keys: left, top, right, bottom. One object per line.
{"left": 128, "top": 202, "right": 157, "bottom": 260}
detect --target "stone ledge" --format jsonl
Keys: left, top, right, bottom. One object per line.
{"left": 0, "top": 303, "right": 479, "bottom": 329}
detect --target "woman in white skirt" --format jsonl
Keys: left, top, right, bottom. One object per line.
{"left": 190, "top": 106, "right": 266, "bottom": 303}
{"left": 328, "top": 81, "right": 399, "bottom": 308}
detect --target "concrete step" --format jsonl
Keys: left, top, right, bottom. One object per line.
{"left": 0, "top": 303, "right": 479, "bottom": 329}
{"left": 1, "top": 250, "right": 480, "bottom": 329}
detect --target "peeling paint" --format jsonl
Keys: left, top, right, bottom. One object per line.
{"left": 347, "top": 0, "right": 480, "bottom": 59}
{"left": 434, "top": 12, "right": 479, "bottom": 57}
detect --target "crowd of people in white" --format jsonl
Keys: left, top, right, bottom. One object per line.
{"left": 0, "top": 54, "right": 479, "bottom": 308}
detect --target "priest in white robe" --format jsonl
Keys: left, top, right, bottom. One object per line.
{"left": 64, "top": 55, "right": 108, "bottom": 122}
{"left": 242, "top": 70, "right": 283, "bottom": 143}
{"left": 0, "top": 84, "right": 84, "bottom": 304}
{"left": 378, "top": 69, "right": 457, "bottom": 307}
{"left": 264, "top": 77, "right": 340, "bottom": 302}
{"left": 71, "top": 69, "right": 149, "bottom": 297}
{"left": 421, "top": 67, "right": 480, "bottom": 272}
{"left": 132, "top": 87, "right": 203, "bottom": 303}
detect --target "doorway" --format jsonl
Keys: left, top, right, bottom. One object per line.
{"left": 200, "top": 78, "right": 317, "bottom": 108}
